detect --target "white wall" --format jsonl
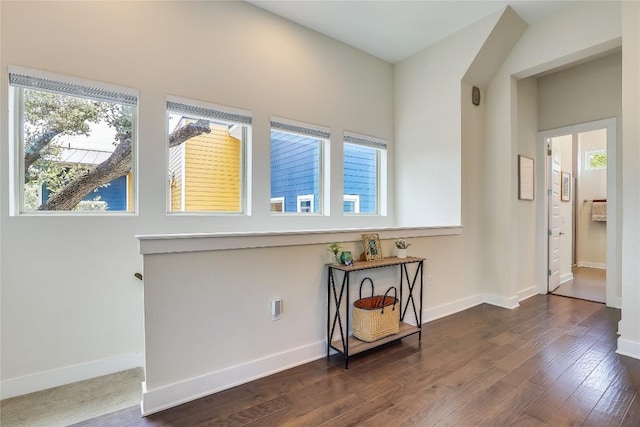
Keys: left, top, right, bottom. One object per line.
{"left": 618, "top": 0, "right": 640, "bottom": 359}
{"left": 538, "top": 52, "right": 622, "bottom": 133}
{"left": 484, "top": 1, "right": 622, "bottom": 303}
{"left": 516, "top": 77, "right": 539, "bottom": 295}
{"left": 141, "top": 231, "right": 478, "bottom": 413}
{"left": 394, "top": 8, "right": 503, "bottom": 227}
{"left": 0, "top": 1, "right": 395, "bottom": 397}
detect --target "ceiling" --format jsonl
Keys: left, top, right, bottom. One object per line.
{"left": 247, "top": 1, "right": 579, "bottom": 63}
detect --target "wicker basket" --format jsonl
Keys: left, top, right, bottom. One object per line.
{"left": 352, "top": 278, "right": 399, "bottom": 342}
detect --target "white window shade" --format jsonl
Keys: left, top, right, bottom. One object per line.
{"left": 167, "top": 100, "right": 252, "bottom": 125}
{"left": 9, "top": 73, "right": 137, "bottom": 106}
{"left": 344, "top": 131, "right": 387, "bottom": 151}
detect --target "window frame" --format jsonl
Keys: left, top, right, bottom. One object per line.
{"left": 296, "top": 194, "right": 315, "bottom": 213}
{"left": 343, "top": 132, "right": 387, "bottom": 216}
{"left": 270, "top": 197, "right": 285, "bottom": 213}
{"left": 343, "top": 194, "right": 361, "bottom": 213}
{"left": 270, "top": 117, "right": 329, "bottom": 215}
{"left": 585, "top": 149, "right": 607, "bottom": 171}
{"left": 166, "top": 96, "right": 252, "bottom": 215}
{"left": 9, "top": 66, "right": 139, "bottom": 216}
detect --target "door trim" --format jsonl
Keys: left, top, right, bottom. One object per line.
{"left": 536, "top": 118, "right": 618, "bottom": 307}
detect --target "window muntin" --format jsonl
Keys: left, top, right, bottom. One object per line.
{"left": 343, "top": 133, "right": 386, "bottom": 214}
{"left": 10, "top": 70, "right": 137, "bottom": 213}
{"left": 586, "top": 150, "right": 607, "bottom": 170}
{"left": 167, "top": 99, "right": 251, "bottom": 214}
{"left": 270, "top": 118, "right": 328, "bottom": 214}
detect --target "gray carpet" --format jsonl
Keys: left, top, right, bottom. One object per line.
{"left": 0, "top": 368, "right": 143, "bottom": 427}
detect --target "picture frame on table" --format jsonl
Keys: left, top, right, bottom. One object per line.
{"left": 361, "top": 233, "right": 383, "bottom": 261}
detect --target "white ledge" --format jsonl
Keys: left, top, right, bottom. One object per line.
{"left": 137, "top": 226, "right": 463, "bottom": 255}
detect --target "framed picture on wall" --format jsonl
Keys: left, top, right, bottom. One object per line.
{"left": 561, "top": 171, "right": 571, "bottom": 202}
{"left": 518, "top": 155, "right": 534, "bottom": 201}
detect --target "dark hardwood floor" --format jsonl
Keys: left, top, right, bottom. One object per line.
{"left": 74, "top": 295, "right": 640, "bottom": 426}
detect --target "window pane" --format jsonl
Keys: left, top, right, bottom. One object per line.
{"left": 344, "top": 143, "right": 378, "bottom": 213}
{"left": 167, "top": 102, "right": 248, "bottom": 213}
{"left": 16, "top": 86, "right": 135, "bottom": 212}
{"left": 586, "top": 150, "right": 607, "bottom": 170}
{"left": 271, "top": 130, "right": 321, "bottom": 213}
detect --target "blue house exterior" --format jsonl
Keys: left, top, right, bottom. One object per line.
{"left": 270, "top": 131, "right": 320, "bottom": 213}
{"left": 343, "top": 143, "right": 377, "bottom": 213}
{"left": 42, "top": 174, "right": 128, "bottom": 211}
{"left": 270, "top": 131, "right": 377, "bottom": 214}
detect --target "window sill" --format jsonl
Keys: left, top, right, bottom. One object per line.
{"left": 137, "top": 226, "right": 463, "bottom": 255}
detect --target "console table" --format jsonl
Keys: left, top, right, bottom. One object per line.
{"left": 327, "top": 256, "right": 424, "bottom": 368}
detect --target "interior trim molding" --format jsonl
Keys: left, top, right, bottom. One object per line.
{"left": 137, "top": 226, "right": 463, "bottom": 255}
{"left": 141, "top": 341, "right": 325, "bottom": 416}
{"left": 560, "top": 273, "right": 574, "bottom": 284}
{"left": 517, "top": 286, "right": 539, "bottom": 301}
{"left": 616, "top": 337, "right": 640, "bottom": 360}
{"left": 483, "top": 293, "right": 520, "bottom": 310}
{"left": 422, "top": 294, "right": 484, "bottom": 323}
{"left": 0, "top": 353, "right": 143, "bottom": 399}
{"left": 577, "top": 262, "right": 606, "bottom": 269}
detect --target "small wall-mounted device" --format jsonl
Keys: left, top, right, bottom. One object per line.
{"left": 271, "top": 299, "right": 282, "bottom": 321}
{"left": 472, "top": 86, "right": 481, "bottom": 106}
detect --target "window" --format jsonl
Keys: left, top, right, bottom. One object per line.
{"left": 167, "top": 98, "right": 251, "bottom": 213}
{"left": 343, "top": 195, "right": 360, "bottom": 213}
{"left": 343, "top": 132, "right": 387, "bottom": 214}
{"left": 270, "top": 197, "right": 284, "bottom": 213}
{"left": 586, "top": 150, "right": 607, "bottom": 170}
{"left": 270, "top": 118, "right": 328, "bottom": 214}
{"left": 10, "top": 69, "right": 137, "bottom": 213}
{"left": 297, "top": 194, "right": 314, "bottom": 213}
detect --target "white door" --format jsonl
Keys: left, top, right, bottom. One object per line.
{"left": 548, "top": 139, "right": 561, "bottom": 292}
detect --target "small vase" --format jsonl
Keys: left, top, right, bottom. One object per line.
{"left": 332, "top": 254, "right": 341, "bottom": 265}
{"left": 397, "top": 248, "right": 408, "bottom": 258}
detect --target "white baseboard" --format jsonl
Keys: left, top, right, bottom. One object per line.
{"left": 517, "top": 286, "right": 538, "bottom": 302}
{"left": 422, "top": 294, "right": 484, "bottom": 323}
{"left": 577, "top": 262, "right": 606, "bottom": 269}
{"left": 1, "top": 353, "right": 143, "bottom": 399}
{"left": 141, "top": 341, "right": 325, "bottom": 416}
{"left": 421, "top": 292, "right": 526, "bottom": 324}
{"left": 560, "top": 273, "right": 574, "bottom": 284}
{"left": 616, "top": 337, "right": 640, "bottom": 360}
{"left": 483, "top": 293, "right": 520, "bottom": 309}
{"left": 608, "top": 295, "right": 622, "bottom": 309}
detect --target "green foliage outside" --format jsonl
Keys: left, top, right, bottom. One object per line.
{"left": 22, "top": 89, "right": 132, "bottom": 211}
{"left": 589, "top": 152, "right": 607, "bottom": 170}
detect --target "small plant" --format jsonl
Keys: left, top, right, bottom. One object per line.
{"left": 327, "top": 242, "right": 342, "bottom": 255}
{"left": 395, "top": 239, "right": 412, "bottom": 249}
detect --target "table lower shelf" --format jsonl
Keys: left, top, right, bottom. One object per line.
{"left": 330, "top": 321, "right": 420, "bottom": 356}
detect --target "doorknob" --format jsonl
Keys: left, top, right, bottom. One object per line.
{"left": 559, "top": 232, "right": 565, "bottom": 236}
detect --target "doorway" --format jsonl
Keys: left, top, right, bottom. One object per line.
{"left": 538, "top": 118, "right": 618, "bottom": 307}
